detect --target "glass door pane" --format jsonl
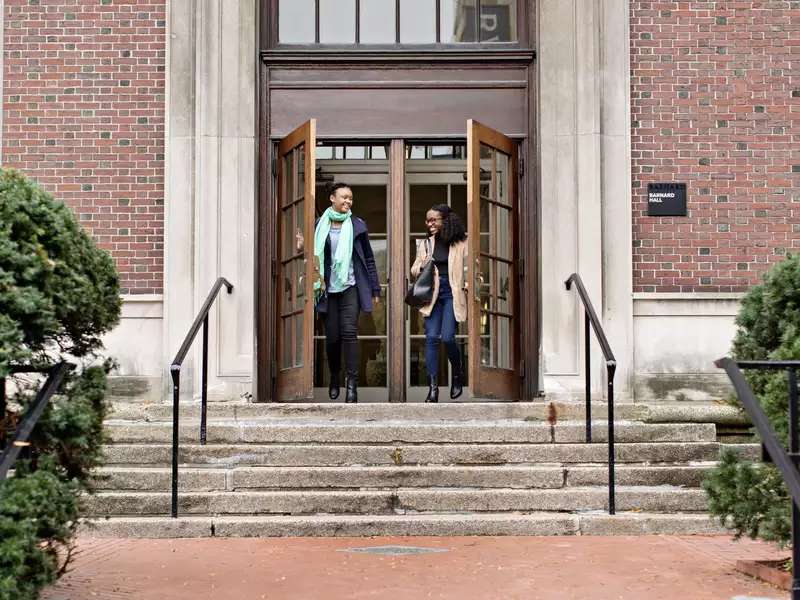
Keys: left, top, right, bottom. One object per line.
{"left": 312, "top": 143, "right": 390, "bottom": 402}
{"left": 400, "top": 0, "right": 437, "bottom": 43}
{"left": 360, "top": 0, "right": 397, "bottom": 44}
{"left": 404, "top": 145, "right": 470, "bottom": 402}
{"left": 319, "top": 0, "right": 356, "bottom": 43}
{"left": 278, "top": 0, "right": 315, "bottom": 43}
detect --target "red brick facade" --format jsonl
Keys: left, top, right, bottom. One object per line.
{"left": 3, "top": 2, "right": 798, "bottom": 296}
{"left": 630, "top": 1, "right": 800, "bottom": 292}
{"left": 3, "top": 0, "right": 166, "bottom": 294}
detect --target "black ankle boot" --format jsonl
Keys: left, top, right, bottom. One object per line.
{"left": 425, "top": 375, "right": 439, "bottom": 403}
{"left": 450, "top": 371, "right": 463, "bottom": 400}
{"left": 328, "top": 372, "right": 340, "bottom": 400}
{"left": 344, "top": 373, "right": 358, "bottom": 404}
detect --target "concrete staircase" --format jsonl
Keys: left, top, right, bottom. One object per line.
{"left": 84, "top": 401, "right": 757, "bottom": 538}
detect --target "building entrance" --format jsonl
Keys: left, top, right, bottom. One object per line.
{"left": 274, "top": 120, "right": 521, "bottom": 402}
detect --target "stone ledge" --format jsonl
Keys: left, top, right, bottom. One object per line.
{"left": 81, "top": 512, "right": 728, "bottom": 538}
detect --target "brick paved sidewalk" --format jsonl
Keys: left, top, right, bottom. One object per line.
{"left": 44, "top": 535, "right": 789, "bottom": 600}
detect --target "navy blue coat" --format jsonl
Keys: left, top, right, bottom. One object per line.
{"left": 315, "top": 216, "right": 381, "bottom": 314}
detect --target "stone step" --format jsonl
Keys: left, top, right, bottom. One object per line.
{"left": 109, "top": 400, "right": 747, "bottom": 426}
{"left": 104, "top": 420, "right": 716, "bottom": 444}
{"left": 93, "top": 464, "right": 713, "bottom": 492}
{"left": 82, "top": 512, "right": 726, "bottom": 538}
{"left": 102, "top": 442, "right": 759, "bottom": 467}
{"left": 84, "top": 486, "right": 708, "bottom": 516}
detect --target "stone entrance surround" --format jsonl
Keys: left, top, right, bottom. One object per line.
{"left": 101, "top": 0, "right": 736, "bottom": 404}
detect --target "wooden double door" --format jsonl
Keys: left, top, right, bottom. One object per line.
{"left": 274, "top": 119, "right": 521, "bottom": 402}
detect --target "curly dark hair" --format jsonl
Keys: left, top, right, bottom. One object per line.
{"left": 327, "top": 181, "right": 351, "bottom": 199}
{"left": 430, "top": 204, "right": 466, "bottom": 245}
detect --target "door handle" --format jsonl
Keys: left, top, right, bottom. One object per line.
{"left": 285, "top": 268, "right": 293, "bottom": 304}
{"left": 298, "top": 259, "right": 306, "bottom": 303}
{"left": 310, "top": 255, "right": 325, "bottom": 299}
{"left": 474, "top": 257, "right": 484, "bottom": 304}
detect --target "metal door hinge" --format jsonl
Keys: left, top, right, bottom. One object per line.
{"left": 518, "top": 258, "right": 524, "bottom": 279}
{"left": 518, "top": 156, "right": 524, "bottom": 177}
{"left": 271, "top": 258, "right": 277, "bottom": 280}
{"left": 519, "top": 359, "right": 525, "bottom": 378}
{"left": 271, "top": 155, "right": 277, "bottom": 177}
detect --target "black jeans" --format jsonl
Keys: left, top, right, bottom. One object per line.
{"left": 323, "top": 285, "right": 360, "bottom": 379}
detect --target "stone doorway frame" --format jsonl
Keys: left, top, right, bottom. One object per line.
{"left": 162, "top": 0, "right": 633, "bottom": 404}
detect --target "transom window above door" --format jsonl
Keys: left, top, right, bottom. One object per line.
{"left": 278, "top": 0, "right": 519, "bottom": 45}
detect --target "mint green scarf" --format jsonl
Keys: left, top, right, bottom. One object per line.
{"left": 314, "top": 207, "right": 353, "bottom": 299}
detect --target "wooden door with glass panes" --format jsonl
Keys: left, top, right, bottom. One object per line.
{"left": 466, "top": 119, "right": 520, "bottom": 399}
{"left": 275, "top": 120, "right": 317, "bottom": 400}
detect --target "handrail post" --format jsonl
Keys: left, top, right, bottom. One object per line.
{"left": 607, "top": 361, "right": 616, "bottom": 515}
{"left": 585, "top": 310, "right": 591, "bottom": 443}
{"left": 788, "top": 367, "right": 800, "bottom": 600}
{"left": 170, "top": 366, "right": 180, "bottom": 518}
{"left": 169, "top": 277, "right": 233, "bottom": 518}
{"left": 566, "top": 273, "right": 616, "bottom": 515}
{"left": 0, "top": 363, "right": 71, "bottom": 480}
{"left": 719, "top": 358, "right": 800, "bottom": 588}
{"left": 200, "top": 314, "right": 209, "bottom": 446}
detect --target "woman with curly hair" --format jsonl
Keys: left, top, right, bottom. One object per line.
{"left": 409, "top": 203, "right": 468, "bottom": 402}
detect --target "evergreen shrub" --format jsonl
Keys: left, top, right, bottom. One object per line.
{"left": 703, "top": 254, "right": 800, "bottom": 546}
{"left": 0, "top": 168, "right": 121, "bottom": 599}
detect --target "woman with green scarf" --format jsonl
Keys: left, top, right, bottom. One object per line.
{"left": 314, "top": 182, "right": 381, "bottom": 403}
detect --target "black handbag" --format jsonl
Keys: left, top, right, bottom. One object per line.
{"left": 405, "top": 239, "right": 435, "bottom": 307}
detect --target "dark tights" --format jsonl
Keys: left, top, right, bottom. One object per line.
{"left": 323, "top": 286, "right": 360, "bottom": 378}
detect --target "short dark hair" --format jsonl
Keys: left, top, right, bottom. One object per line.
{"left": 327, "top": 182, "right": 351, "bottom": 198}
{"left": 429, "top": 203, "right": 466, "bottom": 245}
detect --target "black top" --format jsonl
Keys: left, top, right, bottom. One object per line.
{"left": 433, "top": 236, "right": 449, "bottom": 278}
{"left": 314, "top": 216, "right": 382, "bottom": 315}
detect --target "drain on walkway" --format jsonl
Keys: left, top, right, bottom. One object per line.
{"left": 341, "top": 545, "right": 449, "bottom": 556}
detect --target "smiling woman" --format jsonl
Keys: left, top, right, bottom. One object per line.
{"left": 311, "top": 144, "right": 390, "bottom": 403}
{"left": 313, "top": 180, "right": 383, "bottom": 404}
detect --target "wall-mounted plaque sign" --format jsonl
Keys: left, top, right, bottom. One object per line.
{"left": 647, "top": 182, "right": 687, "bottom": 216}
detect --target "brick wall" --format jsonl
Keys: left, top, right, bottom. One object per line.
{"left": 630, "top": 1, "right": 800, "bottom": 292}
{"left": 3, "top": 0, "right": 166, "bottom": 294}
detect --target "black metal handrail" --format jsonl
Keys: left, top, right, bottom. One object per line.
{"left": 565, "top": 272, "right": 617, "bottom": 515}
{"left": 0, "top": 362, "right": 72, "bottom": 479}
{"left": 716, "top": 357, "right": 800, "bottom": 600}
{"left": 170, "top": 277, "right": 233, "bottom": 517}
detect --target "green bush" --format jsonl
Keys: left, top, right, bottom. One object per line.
{"left": 0, "top": 168, "right": 120, "bottom": 377}
{"left": 0, "top": 466, "right": 78, "bottom": 600}
{"left": 703, "top": 254, "right": 800, "bottom": 545}
{"left": 0, "top": 168, "right": 121, "bottom": 600}
{"left": 29, "top": 362, "right": 114, "bottom": 483}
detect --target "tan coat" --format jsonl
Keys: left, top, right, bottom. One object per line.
{"left": 410, "top": 237, "right": 468, "bottom": 322}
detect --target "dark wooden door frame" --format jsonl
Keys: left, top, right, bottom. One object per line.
{"left": 387, "top": 139, "right": 406, "bottom": 402}
{"left": 259, "top": 133, "right": 537, "bottom": 403}
{"left": 256, "top": 13, "right": 538, "bottom": 403}
{"left": 256, "top": 102, "right": 539, "bottom": 405}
